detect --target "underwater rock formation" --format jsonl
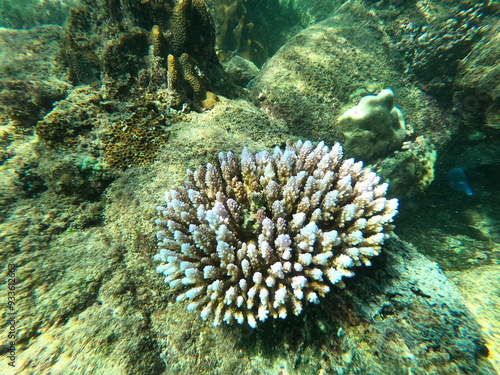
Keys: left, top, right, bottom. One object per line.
{"left": 154, "top": 140, "right": 398, "bottom": 327}
{"left": 252, "top": 2, "right": 447, "bottom": 163}
{"left": 0, "top": 25, "right": 71, "bottom": 152}
{"left": 34, "top": 0, "right": 245, "bottom": 171}
{"left": 388, "top": 2, "right": 487, "bottom": 101}
{"left": 0, "top": 0, "right": 80, "bottom": 29}
{"left": 337, "top": 89, "right": 407, "bottom": 161}
{"left": 376, "top": 136, "right": 437, "bottom": 197}
{"left": 35, "top": 85, "right": 176, "bottom": 170}
{"left": 447, "top": 167, "right": 474, "bottom": 196}
{"left": 1, "top": 2, "right": 498, "bottom": 374}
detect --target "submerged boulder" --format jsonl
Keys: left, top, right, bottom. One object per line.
{"left": 252, "top": 2, "right": 446, "bottom": 163}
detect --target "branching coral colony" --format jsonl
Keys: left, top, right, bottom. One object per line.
{"left": 64, "top": 0, "right": 222, "bottom": 112}
{"left": 150, "top": 0, "right": 220, "bottom": 110}
{"left": 154, "top": 140, "right": 399, "bottom": 328}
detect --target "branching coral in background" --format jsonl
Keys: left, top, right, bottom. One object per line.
{"left": 209, "top": 0, "right": 300, "bottom": 67}
{"left": 149, "top": 0, "right": 221, "bottom": 110}
{"left": 64, "top": 0, "right": 227, "bottom": 112}
{"left": 154, "top": 140, "right": 398, "bottom": 327}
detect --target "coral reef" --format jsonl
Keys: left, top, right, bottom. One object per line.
{"left": 379, "top": 1, "right": 490, "bottom": 101}
{"left": 63, "top": 0, "right": 230, "bottom": 111}
{"left": 149, "top": 0, "right": 221, "bottom": 110}
{"left": 169, "top": 0, "right": 217, "bottom": 60}
{"left": 35, "top": 86, "right": 176, "bottom": 170}
{"left": 451, "top": 265, "right": 500, "bottom": 368}
{"left": 454, "top": 17, "right": 500, "bottom": 131}
{"left": 0, "top": 26, "right": 71, "bottom": 163}
{"left": 376, "top": 136, "right": 437, "bottom": 197}
{"left": 154, "top": 140, "right": 398, "bottom": 327}
{"left": 337, "top": 89, "right": 407, "bottom": 161}
{"left": 223, "top": 55, "right": 260, "bottom": 88}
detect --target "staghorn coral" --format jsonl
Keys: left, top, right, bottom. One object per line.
{"left": 154, "top": 140, "right": 398, "bottom": 327}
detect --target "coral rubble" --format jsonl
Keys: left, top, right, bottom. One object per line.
{"left": 154, "top": 140, "right": 398, "bottom": 327}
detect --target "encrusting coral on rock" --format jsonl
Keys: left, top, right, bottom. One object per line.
{"left": 154, "top": 140, "right": 398, "bottom": 327}
{"left": 337, "top": 89, "right": 407, "bottom": 161}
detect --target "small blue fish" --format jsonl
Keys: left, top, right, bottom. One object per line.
{"left": 446, "top": 168, "right": 473, "bottom": 195}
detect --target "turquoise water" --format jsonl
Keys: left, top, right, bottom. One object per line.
{"left": 1, "top": 0, "right": 499, "bottom": 374}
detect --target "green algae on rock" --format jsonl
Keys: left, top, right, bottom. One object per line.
{"left": 251, "top": 2, "right": 448, "bottom": 165}
{"left": 1, "top": 0, "right": 499, "bottom": 373}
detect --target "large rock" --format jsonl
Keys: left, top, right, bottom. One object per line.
{"left": 251, "top": 2, "right": 447, "bottom": 162}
